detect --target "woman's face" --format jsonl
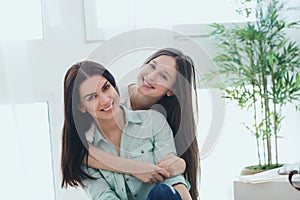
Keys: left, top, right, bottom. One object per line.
{"left": 77, "top": 75, "right": 120, "bottom": 121}
{"left": 137, "top": 55, "right": 177, "bottom": 98}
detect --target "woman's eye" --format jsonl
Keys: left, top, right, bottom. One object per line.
{"left": 88, "top": 94, "right": 96, "bottom": 101}
{"left": 103, "top": 84, "right": 110, "bottom": 91}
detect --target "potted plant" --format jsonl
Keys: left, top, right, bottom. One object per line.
{"left": 207, "top": 0, "right": 300, "bottom": 174}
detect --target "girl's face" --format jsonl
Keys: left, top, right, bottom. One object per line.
{"left": 137, "top": 55, "right": 177, "bottom": 98}
{"left": 77, "top": 75, "right": 120, "bottom": 121}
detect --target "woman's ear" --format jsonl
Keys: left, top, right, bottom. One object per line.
{"left": 77, "top": 104, "right": 86, "bottom": 113}
{"left": 166, "top": 90, "right": 174, "bottom": 97}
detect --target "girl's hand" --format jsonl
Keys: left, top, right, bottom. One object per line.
{"left": 87, "top": 145, "right": 172, "bottom": 183}
{"left": 157, "top": 154, "right": 186, "bottom": 176}
{"left": 131, "top": 162, "right": 170, "bottom": 184}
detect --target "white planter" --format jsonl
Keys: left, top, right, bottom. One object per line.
{"left": 234, "top": 179, "right": 300, "bottom": 200}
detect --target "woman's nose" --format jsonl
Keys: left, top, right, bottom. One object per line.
{"left": 99, "top": 93, "right": 112, "bottom": 105}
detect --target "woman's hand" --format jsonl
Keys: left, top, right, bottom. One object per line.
{"left": 157, "top": 154, "right": 186, "bottom": 176}
{"left": 131, "top": 162, "right": 170, "bottom": 184}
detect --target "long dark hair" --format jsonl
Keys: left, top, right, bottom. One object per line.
{"left": 61, "top": 61, "right": 118, "bottom": 188}
{"left": 144, "top": 48, "right": 200, "bottom": 199}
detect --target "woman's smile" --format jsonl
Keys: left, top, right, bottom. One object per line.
{"left": 100, "top": 101, "right": 114, "bottom": 112}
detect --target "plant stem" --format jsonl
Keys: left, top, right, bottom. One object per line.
{"left": 252, "top": 83, "right": 261, "bottom": 166}
{"left": 263, "top": 74, "right": 272, "bottom": 166}
{"left": 270, "top": 58, "right": 279, "bottom": 166}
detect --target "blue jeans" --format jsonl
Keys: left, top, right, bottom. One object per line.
{"left": 147, "top": 184, "right": 182, "bottom": 200}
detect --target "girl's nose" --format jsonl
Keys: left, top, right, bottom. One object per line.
{"left": 147, "top": 71, "right": 158, "bottom": 82}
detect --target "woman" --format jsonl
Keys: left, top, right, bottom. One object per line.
{"left": 61, "top": 61, "right": 191, "bottom": 199}
{"left": 86, "top": 48, "right": 200, "bottom": 199}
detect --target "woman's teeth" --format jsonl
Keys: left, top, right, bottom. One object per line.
{"left": 102, "top": 103, "right": 113, "bottom": 111}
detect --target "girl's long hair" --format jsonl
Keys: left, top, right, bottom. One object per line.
{"left": 144, "top": 48, "right": 200, "bottom": 200}
{"left": 61, "top": 61, "right": 117, "bottom": 188}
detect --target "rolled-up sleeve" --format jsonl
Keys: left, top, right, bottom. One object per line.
{"left": 81, "top": 168, "right": 120, "bottom": 200}
{"left": 163, "top": 174, "right": 191, "bottom": 190}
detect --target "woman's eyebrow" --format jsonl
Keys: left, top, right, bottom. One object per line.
{"left": 83, "top": 92, "right": 95, "bottom": 99}
{"left": 101, "top": 80, "right": 109, "bottom": 89}
{"left": 83, "top": 80, "right": 109, "bottom": 99}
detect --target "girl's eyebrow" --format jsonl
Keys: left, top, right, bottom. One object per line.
{"left": 150, "top": 60, "right": 174, "bottom": 78}
{"left": 151, "top": 60, "right": 157, "bottom": 65}
{"left": 162, "top": 70, "right": 172, "bottom": 78}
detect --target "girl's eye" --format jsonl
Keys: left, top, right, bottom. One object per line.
{"left": 149, "top": 63, "right": 156, "bottom": 69}
{"left": 161, "top": 74, "right": 168, "bottom": 81}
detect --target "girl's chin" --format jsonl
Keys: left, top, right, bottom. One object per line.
{"left": 137, "top": 88, "right": 151, "bottom": 96}
{"left": 138, "top": 85, "right": 153, "bottom": 92}
{"left": 137, "top": 89, "right": 164, "bottom": 99}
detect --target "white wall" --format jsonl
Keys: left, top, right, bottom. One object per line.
{"left": 0, "top": 0, "right": 299, "bottom": 200}
{"left": 0, "top": 0, "right": 97, "bottom": 199}
{"left": 197, "top": 91, "right": 300, "bottom": 200}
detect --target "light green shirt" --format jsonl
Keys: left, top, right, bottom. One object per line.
{"left": 81, "top": 106, "right": 189, "bottom": 200}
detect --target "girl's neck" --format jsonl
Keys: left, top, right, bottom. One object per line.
{"left": 128, "top": 84, "right": 161, "bottom": 110}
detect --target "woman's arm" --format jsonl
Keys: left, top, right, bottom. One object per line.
{"left": 157, "top": 154, "right": 186, "bottom": 176}
{"left": 85, "top": 145, "right": 170, "bottom": 183}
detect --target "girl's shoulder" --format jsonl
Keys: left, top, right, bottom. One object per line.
{"left": 127, "top": 107, "right": 167, "bottom": 127}
{"left": 119, "top": 84, "right": 134, "bottom": 109}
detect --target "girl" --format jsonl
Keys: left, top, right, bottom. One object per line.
{"left": 61, "top": 61, "right": 191, "bottom": 199}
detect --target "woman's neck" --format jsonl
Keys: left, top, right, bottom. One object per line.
{"left": 128, "top": 84, "right": 161, "bottom": 110}
{"left": 96, "top": 107, "right": 125, "bottom": 148}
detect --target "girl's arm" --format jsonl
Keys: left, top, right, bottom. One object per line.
{"left": 157, "top": 154, "right": 186, "bottom": 176}
{"left": 173, "top": 183, "right": 192, "bottom": 200}
{"left": 84, "top": 145, "right": 170, "bottom": 183}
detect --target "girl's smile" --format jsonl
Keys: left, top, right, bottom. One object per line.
{"left": 137, "top": 55, "right": 177, "bottom": 98}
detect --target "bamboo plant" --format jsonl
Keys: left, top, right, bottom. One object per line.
{"left": 208, "top": 0, "right": 300, "bottom": 170}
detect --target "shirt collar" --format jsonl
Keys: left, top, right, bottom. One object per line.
{"left": 92, "top": 105, "right": 143, "bottom": 145}
{"left": 121, "top": 105, "right": 144, "bottom": 124}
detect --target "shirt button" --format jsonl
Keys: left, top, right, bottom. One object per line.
{"left": 141, "top": 150, "right": 144, "bottom": 154}
{"left": 126, "top": 177, "right": 130, "bottom": 181}
{"left": 121, "top": 188, "right": 125, "bottom": 192}
{"left": 134, "top": 194, "right": 138, "bottom": 198}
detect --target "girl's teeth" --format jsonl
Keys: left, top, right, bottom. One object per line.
{"left": 144, "top": 80, "right": 154, "bottom": 88}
